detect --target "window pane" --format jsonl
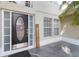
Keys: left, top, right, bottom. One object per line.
{"left": 4, "top": 11, "right": 10, "bottom": 52}
{"left": 4, "top": 19, "right": 10, "bottom": 27}
{"left": 30, "top": 22, "right": 33, "bottom": 27}
{"left": 4, "top": 12, "right": 10, "bottom": 19}
{"left": 30, "top": 28, "right": 33, "bottom": 33}
{"left": 25, "top": 1, "right": 30, "bottom": 7}
{"left": 54, "top": 19, "right": 59, "bottom": 23}
{"left": 30, "top": 34, "right": 33, "bottom": 39}
{"left": 4, "top": 28, "right": 10, "bottom": 35}
{"left": 44, "top": 22, "right": 48, "bottom": 27}
{"left": 48, "top": 28, "right": 52, "bottom": 36}
{"left": 30, "top": 16, "right": 33, "bottom": 21}
{"left": 4, "top": 44, "right": 10, "bottom": 51}
{"left": 54, "top": 28, "right": 59, "bottom": 35}
{"left": 4, "top": 36, "right": 10, "bottom": 43}
{"left": 44, "top": 28, "right": 47, "bottom": 37}
{"left": 30, "top": 40, "right": 33, "bottom": 45}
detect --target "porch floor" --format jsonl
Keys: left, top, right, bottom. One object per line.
{"left": 29, "top": 41, "right": 79, "bottom": 57}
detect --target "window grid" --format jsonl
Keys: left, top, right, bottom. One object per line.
{"left": 25, "top": 1, "right": 30, "bottom": 7}
{"left": 54, "top": 19, "right": 59, "bottom": 35}
{"left": 54, "top": 28, "right": 59, "bottom": 35}
{"left": 44, "top": 17, "right": 52, "bottom": 37}
{"left": 29, "top": 15, "right": 33, "bottom": 46}
{"left": 4, "top": 11, "right": 10, "bottom": 51}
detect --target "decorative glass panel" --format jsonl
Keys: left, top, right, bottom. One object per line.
{"left": 16, "top": 17, "right": 25, "bottom": 42}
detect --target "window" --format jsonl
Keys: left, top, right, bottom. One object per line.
{"left": 25, "top": 1, "right": 30, "bottom": 7}
{"left": 9, "top": 1, "right": 32, "bottom": 8}
{"left": 4, "top": 11, "right": 10, "bottom": 51}
{"left": 9, "top": 1, "right": 16, "bottom": 3}
{"left": 54, "top": 18, "right": 59, "bottom": 35}
{"left": 44, "top": 17, "right": 52, "bottom": 37}
{"left": 54, "top": 28, "right": 59, "bottom": 35}
{"left": 28, "top": 15, "right": 34, "bottom": 46}
{"left": 54, "top": 19, "right": 59, "bottom": 23}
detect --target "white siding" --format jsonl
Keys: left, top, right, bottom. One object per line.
{"left": 35, "top": 11, "right": 60, "bottom": 46}
{"left": 0, "top": 10, "right": 2, "bottom": 47}
{"left": 33, "top": 1, "right": 59, "bottom": 15}
{"left": 0, "top": 1, "right": 60, "bottom": 56}
{"left": 0, "top": 1, "right": 60, "bottom": 47}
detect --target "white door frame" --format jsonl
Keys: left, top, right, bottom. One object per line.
{"left": 1, "top": 9, "right": 35, "bottom": 53}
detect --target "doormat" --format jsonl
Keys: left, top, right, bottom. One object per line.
{"left": 8, "top": 50, "right": 31, "bottom": 57}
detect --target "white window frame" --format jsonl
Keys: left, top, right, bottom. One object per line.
{"left": 2, "top": 9, "right": 35, "bottom": 53}
{"left": 53, "top": 18, "right": 60, "bottom": 36}
{"left": 2, "top": 10, "right": 12, "bottom": 52}
{"left": 43, "top": 17, "right": 52, "bottom": 37}
{"left": 54, "top": 28, "right": 59, "bottom": 35}
{"left": 28, "top": 14, "right": 35, "bottom": 47}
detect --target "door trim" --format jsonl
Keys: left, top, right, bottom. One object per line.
{"left": 2, "top": 9, "right": 35, "bottom": 52}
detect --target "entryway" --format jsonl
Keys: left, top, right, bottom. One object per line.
{"left": 2, "top": 10, "right": 35, "bottom": 53}
{"left": 12, "top": 13, "right": 28, "bottom": 49}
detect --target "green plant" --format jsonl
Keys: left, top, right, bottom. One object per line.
{"left": 59, "top": 1, "right": 79, "bottom": 25}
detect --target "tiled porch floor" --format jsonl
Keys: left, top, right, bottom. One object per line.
{"left": 29, "top": 41, "right": 79, "bottom": 57}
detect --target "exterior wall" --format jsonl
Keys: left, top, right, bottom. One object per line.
{"left": 33, "top": 1, "right": 59, "bottom": 15}
{"left": 61, "top": 15, "right": 79, "bottom": 39}
{"left": 1, "top": 1, "right": 60, "bottom": 46}
{"left": 0, "top": 2, "right": 35, "bottom": 14}
{"left": 0, "top": 1, "right": 60, "bottom": 56}
{"left": 0, "top": 1, "right": 60, "bottom": 46}
{"left": 35, "top": 11, "right": 60, "bottom": 46}
{"left": 33, "top": 1, "right": 60, "bottom": 46}
{"left": 0, "top": 1, "right": 59, "bottom": 15}
{"left": 0, "top": 10, "right": 2, "bottom": 48}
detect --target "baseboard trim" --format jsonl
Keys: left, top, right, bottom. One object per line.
{"left": 40, "top": 37, "right": 61, "bottom": 47}
{"left": 61, "top": 37, "right": 79, "bottom": 46}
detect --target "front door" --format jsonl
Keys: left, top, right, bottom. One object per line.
{"left": 12, "top": 13, "right": 28, "bottom": 49}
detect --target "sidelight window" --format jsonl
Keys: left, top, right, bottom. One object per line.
{"left": 54, "top": 19, "right": 59, "bottom": 35}
{"left": 4, "top": 11, "right": 10, "bottom": 51}
{"left": 54, "top": 28, "right": 59, "bottom": 35}
{"left": 28, "top": 15, "right": 34, "bottom": 46}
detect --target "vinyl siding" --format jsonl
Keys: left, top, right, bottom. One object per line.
{"left": 0, "top": 10, "right": 2, "bottom": 47}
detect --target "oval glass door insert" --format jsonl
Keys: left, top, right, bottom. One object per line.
{"left": 16, "top": 17, "right": 25, "bottom": 42}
